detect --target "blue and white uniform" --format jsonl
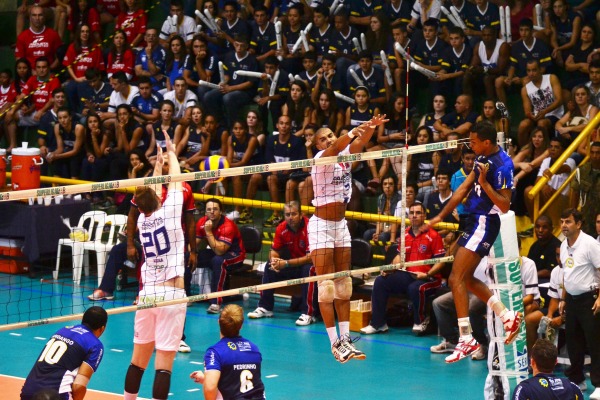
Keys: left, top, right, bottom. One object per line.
{"left": 458, "top": 148, "right": 513, "bottom": 257}
{"left": 21, "top": 324, "right": 104, "bottom": 400}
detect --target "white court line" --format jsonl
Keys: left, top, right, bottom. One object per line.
{"left": 34, "top": 337, "right": 46, "bottom": 340}
{"left": 110, "top": 349, "right": 124, "bottom": 353}
{"left": 265, "top": 375, "right": 278, "bottom": 378}
{"left": 9, "top": 333, "right": 21, "bottom": 336}
{"left": 190, "top": 361, "right": 203, "bottom": 365}
{"left": 187, "top": 388, "right": 201, "bottom": 392}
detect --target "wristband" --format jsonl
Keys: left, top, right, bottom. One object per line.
{"left": 347, "top": 130, "right": 356, "bottom": 139}
{"left": 285, "top": 261, "right": 289, "bottom": 268}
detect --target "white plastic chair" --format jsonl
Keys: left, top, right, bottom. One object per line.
{"left": 79, "top": 214, "right": 128, "bottom": 286}
{"left": 53, "top": 210, "right": 107, "bottom": 284}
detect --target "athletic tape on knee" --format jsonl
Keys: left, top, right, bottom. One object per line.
{"left": 153, "top": 369, "right": 172, "bottom": 400}
{"left": 124, "top": 364, "right": 145, "bottom": 394}
{"left": 333, "top": 277, "right": 352, "bottom": 300}
{"left": 318, "top": 280, "right": 334, "bottom": 303}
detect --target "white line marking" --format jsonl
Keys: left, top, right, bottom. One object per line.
{"left": 110, "top": 349, "right": 124, "bottom": 353}
{"left": 190, "top": 361, "right": 203, "bottom": 365}
{"left": 9, "top": 333, "right": 21, "bottom": 336}
{"left": 187, "top": 388, "right": 201, "bottom": 392}
{"left": 266, "top": 375, "right": 279, "bottom": 378}
{"left": 34, "top": 337, "right": 46, "bottom": 340}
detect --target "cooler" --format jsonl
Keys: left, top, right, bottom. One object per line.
{"left": 0, "top": 238, "right": 29, "bottom": 274}
{"left": 0, "top": 149, "right": 6, "bottom": 188}
{"left": 10, "top": 144, "right": 43, "bottom": 190}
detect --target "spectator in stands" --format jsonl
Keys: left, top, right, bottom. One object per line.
{"left": 217, "top": 1, "right": 251, "bottom": 55}
{"left": 517, "top": 59, "right": 564, "bottom": 147}
{"left": 249, "top": 5, "right": 277, "bottom": 65}
{"left": 159, "top": 0, "right": 196, "bottom": 48}
{"left": 78, "top": 68, "right": 111, "bottom": 118}
{"left": 308, "top": 6, "right": 333, "bottom": 57}
{"left": 408, "top": 126, "right": 440, "bottom": 202}
{"left": 0, "top": 70, "right": 16, "bottom": 149}
{"left": 196, "top": 198, "right": 246, "bottom": 314}
{"left": 450, "top": 146, "right": 475, "bottom": 224}
{"left": 247, "top": 201, "right": 319, "bottom": 325}
{"left": 440, "top": 0, "right": 477, "bottom": 41}
{"left": 438, "top": 131, "right": 463, "bottom": 176}
{"left": 63, "top": 24, "right": 104, "bottom": 113}
{"left": 349, "top": 0, "right": 383, "bottom": 29}
{"left": 311, "top": 54, "right": 343, "bottom": 101}
{"left": 100, "top": 71, "right": 140, "bottom": 131}
{"left": 80, "top": 113, "right": 109, "bottom": 185}
{"left": 495, "top": 18, "right": 552, "bottom": 105}
{"left": 109, "top": 104, "right": 148, "bottom": 181}
{"left": 164, "top": 35, "right": 187, "bottom": 93}
{"left": 256, "top": 56, "right": 289, "bottom": 128}
{"left": 282, "top": 80, "right": 311, "bottom": 137}
{"left": 437, "top": 27, "right": 473, "bottom": 102}
{"left": 476, "top": 99, "right": 510, "bottom": 136}
{"left": 310, "top": 88, "right": 344, "bottom": 135}
{"left": 571, "top": 142, "right": 600, "bottom": 237}
{"left": 36, "top": 88, "right": 67, "bottom": 174}
{"left": 385, "top": 0, "right": 413, "bottom": 28}
{"left": 183, "top": 35, "right": 219, "bottom": 103}
{"left": 106, "top": 29, "right": 135, "bottom": 80}
{"left": 513, "top": 127, "right": 550, "bottom": 216}
{"left": 563, "top": 23, "right": 597, "bottom": 99}
{"left": 163, "top": 77, "right": 198, "bottom": 125}
{"left": 528, "top": 215, "right": 561, "bottom": 282}
{"left": 347, "top": 51, "right": 387, "bottom": 105}
{"left": 586, "top": 59, "right": 600, "bottom": 108}
{"left": 175, "top": 105, "right": 206, "bottom": 172}
{"left": 363, "top": 174, "right": 400, "bottom": 244}
{"left": 146, "top": 100, "right": 179, "bottom": 162}
{"left": 512, "top": 339, "right": 584, "bottom": 400}
{"left": 464, "top": 26, "right": 510, "bottom": 100}
{"left": 430, "top": 257, "right": 488, "bottom": 360}
{"left": 330, "top": 11, "right": 360, "bottom": 89}
{"left": 135, "top": 28, "right": 167, "bottom": 92}
{"left": 204, "top": 35, "right": 258, "bottom": 128}
{"left": 433, "top": 94, "right": 478, "bottom": 139}
{"left": 297, "top": 51, "right": 319, "bottom": 90}
{"left": 408, "top": 0, "right": 442, "bottom": 33}
{"left": 48, "top": 107, "right": 86, "bottom": 179}
{"left": 419, "top": 94, "right": 447, "bottom": 140}
{"left": 246, "top": 109, "right": 267, "bottom": 148}
{"left": 97, "top": 0, "right": 121, "bottom": 25}
{"left": 549, "top": 0, "right": 582, "bottom": 68}
{"left": 15, "top": 5, "right": 63, "bottom": 71}
{"left": 360, "top": 202, "right": 446, "bottom": 335}
{"left": 130, "top": 76, "right": 163, "bottom": 126}
{"left": 115, "top": 0, "right": 147, "bottom": 50}
{"left": 411, "top": 18, "right": 447, "bottom": 97}
{"left": 67, "top": 0, "right": 101, "bottom": 44}
{"left": 425, "top": 169, "right": 455, "bottom": 224}
{"left": 365, "top": 12, "right": 393, "bottom": 63}
{"left": 556, "top": 85, "right": 598, "bottom": 145}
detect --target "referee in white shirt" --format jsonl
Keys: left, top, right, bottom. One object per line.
{"left": 559, "top": 208, "right": 600, "bottom": 399}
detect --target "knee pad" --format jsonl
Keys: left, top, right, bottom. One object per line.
{"left": 124, "top": 364, "right": 145, "bottom": 394}
{"left": 318, "top": 280, "right": 334, "bottom": 303}
{"left": 152, "top": 369, "right": 172, "bottom": 400}
{"left": 333, "top": 277, "right": 352, "bottom": 300}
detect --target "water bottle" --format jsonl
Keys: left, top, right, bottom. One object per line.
{"left": 116, "top": 270, "right": 123, "bottom": 291}
{"left": 100, "top": 222, "right": 111, "bottom": 244}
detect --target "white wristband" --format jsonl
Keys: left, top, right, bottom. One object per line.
{"left": 348, "top": 130, "right": 356, "bottom": 139}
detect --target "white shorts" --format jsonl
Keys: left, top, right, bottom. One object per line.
{"left": 308, "top": 215, "right": 351, "bottom": 251}
{"left": 133, "top": 286, "right": 187, "bottom": 351}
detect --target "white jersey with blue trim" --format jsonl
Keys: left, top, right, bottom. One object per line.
{"left": 464, "top": 148, "right": 513, "bottom": 215}
{"left": 138, "top": 189, "right": 185, "bottom": 287}
{"left": 311, "top": 145, "right": 352, "bottom": 207}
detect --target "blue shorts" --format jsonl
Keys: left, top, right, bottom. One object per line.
{"left": 457, "top": 214, "right": 500, "bottom": 257}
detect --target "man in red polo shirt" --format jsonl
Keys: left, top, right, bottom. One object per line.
{"left": 15, "top": 5, "right": 62, "bottom": 71}
{"left": 361, "top": 202, "right": 446, "bottom": 336}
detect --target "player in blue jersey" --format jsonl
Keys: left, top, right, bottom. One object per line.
{"left": 423, "top": 121, "right": 522, "bottom": 363}
{"left": 190, "top": 304, "right": 265, "bottom": 400}
{"left": 20, "top": 306, "right": 108, "bottom": 400}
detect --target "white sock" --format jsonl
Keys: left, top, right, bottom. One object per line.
{"left": 124, "top": 392, "right": 137, "bottom": 400}
{"left": 327, "top": 327, "right": 338, "bottom": 346}
{"left": 338, "top": 321, "right": 350, "bottom": 337}
{"left": 487, "top": 295, "right": 507, "bottom": 319}
{"left": 458, "top": 317, "right": 472, "bottom": 341}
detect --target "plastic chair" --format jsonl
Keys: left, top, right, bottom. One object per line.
{"left": 53, "top": 210, "right": 107, "bottom": 284}
{"left": 79, "top": 214, "right": 128, "bottom": 286}
{"left": 239, "top": 225, "right": 262, "bottom": 272}
{"left": 350, "top": 238, "right": 373, "bottom": 287}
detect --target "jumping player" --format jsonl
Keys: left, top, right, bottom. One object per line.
{"left": 423, "top": 121, "right": 522, "bottom": 363}
{"left": 310, "top": 114, "right": 388, "bottom": 363}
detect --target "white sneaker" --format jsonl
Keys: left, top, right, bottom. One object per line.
{"left": 412, "top": 317, "right": 430, "bottom": 335}
{"left": 207, "top": 304, "right": 222, "bottom": 314}
{"left": 360, "top": 324, "right": 389, "bottom": 334}
{"left": 226, "top": 210, "right": 240, "bottom": 220}
{"left": 577, "top": 381, "right": 588, "bottom": 392}
{"left": 295, "top": 314, "right": 316, "bottom": 326}
{"left": 430, "top": 340, "right": 457, "bottom": 354}
{"left": 178, "top": 340, "right": 191, "bottom": 353}
{"left": 331, "top": 334, "right": 366, "bottom": 363}
{"left": 589, "top": 387, "right": 600, "bottom": 399}
{"left": 445, "top": 337, "right": 480, "bottom": 363}
{"left": 471, "top": 346, "right": 487, "bottom": 360}
{"left": 247, "top": 307, "right": 274, "bottom": 319}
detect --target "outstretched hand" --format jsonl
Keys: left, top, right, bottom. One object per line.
{"left": 370, "top": 114, "right": 389, "bottom": 127}
{"left": 164, "top": 130, "right": 176, "bottom": 154}
{"left": 156, "top": 145, "right": 164, "bottom": 169}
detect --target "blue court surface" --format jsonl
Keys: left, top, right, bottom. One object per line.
{"left": 0, "top": 274, "right": 492, "bottom": 399}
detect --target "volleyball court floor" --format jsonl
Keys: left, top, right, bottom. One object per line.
{"left": 1, "top": 273, "right": 492, "bottom": 399}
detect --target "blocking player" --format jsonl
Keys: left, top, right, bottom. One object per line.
{"left": 20, "top": 306, "right": 108, "bottom": 400}
{"left": 423, "top": 121, "right": 522, "bottom": 363}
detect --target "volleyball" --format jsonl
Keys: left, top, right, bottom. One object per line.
{"left": 200, "top": 155, "right": 229, "bottom": 182}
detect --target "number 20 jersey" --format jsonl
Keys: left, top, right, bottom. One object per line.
{"left": 138, "top": 189, "right": 185, "bottom": 286}
{"left": 464, "top": 149, "right": 514, "bottom": 215}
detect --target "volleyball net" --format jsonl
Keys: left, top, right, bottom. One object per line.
{"left": 0, "top": 140, "right": 459, "bottom": 331}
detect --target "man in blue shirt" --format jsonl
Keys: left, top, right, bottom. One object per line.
{"left": 513, "top": 339, "right": 584, "bottom": 400}
{"left": 20, "top": 306, "right": 108, "bottom": 400}
{"left": 424, "top": 121, "right": 521, "bottom": 363}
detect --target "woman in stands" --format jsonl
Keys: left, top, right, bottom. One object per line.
{"left": 147, "top": 100, "right": 180, "bottom": 162}
{"left": 549, "top": 0, "right": 582, "bottom": 67}
{"left": 407, "top": 126, "right": 439, "bottom": 202}
{"left": 106, "top": 29, "right": 135, "bottom": 80}
{"left": 165, "top": 35, "right": 188, "bottom": 92}
{"left": 176, "top": 105, "right": 207, "bottom": 172}
{"left": 310, "top": 88, "right": 344, "bottom": 134}
{"left": 419, "top": 94, "right": 447, "bottom": 142}
{"left": 67, "top": 0, "right": 101, "bottom": 43}
{"left": 115, "top": 0, "right": 147, "bottom": 50}
{"left": 282, "top": 81, "right": 312, "bottom": 137}
{"left": 476, "top": 99, "right": 510, "bottom": 135}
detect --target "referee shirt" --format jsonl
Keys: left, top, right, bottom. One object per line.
{"left": 560, "top": 230, "right": 600, "bottom": 295}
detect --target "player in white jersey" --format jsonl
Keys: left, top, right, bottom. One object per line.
{"left": 309, "top": 114, "right": 388, "bottom": 363}
{"left": 124, "top": 133, "right": 187, "bottom": 400}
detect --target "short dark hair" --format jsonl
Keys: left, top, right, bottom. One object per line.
{"left": 206, "top": 197, "right": 223, "bottom": 211}
{"left": 590, "top": 59, "right": 600, "bottom": 70}
{"left": 423, "top": 18, "right": 439, "bottom": 29}
{"left": 531, "top": 339, "right": 557, "bottom": 373}
{"left": 82, "top": 306, "right": 108, "bottom": 331}
{"left": 436, "top": 169, "right": 450, "bottom": 179}
{"left": 0, "top": 68, "right": 12, "bottom": 78}
{"left": 549, "top": 136, "right": 567, "bottom": 150}
{"left": 358, "top": 50, "right": 373, "bottom": 61}
{"left": 535, "top": 214, "right": 553, "bottom": 228}
{"left": 254, "top": 4, "right": 268, "bottom": 14}
{"left": 314, "top": 4, "right": 330, "bottom": 18}
{"left": 35, "top": 56, "right": 50, "bottom": 66}
{"left": 137, "top": 76, "right": 152, "bottom": 86}
{"left": 472, "top": 121, "right": 497, "bottom": 143}
{"left": 303, "top": 51, "right": 317, "bottom": 61}
{"left": 223, "top": 0, "right": 238, "bottom": 10}
{"left": 84, "top": 68, "right": 101, "bottom": 81}
{"left": 52, "top": 87, "right": 65, "bottom": 97}
{"left": 264, "top": 55, "right": 279, "bottom": 67}
{"left": 170, "top": 0, "right": 183, "bottom": 8}
{"left": 561, "top": 207, "right": 583, "bottom": 224}
{"left": 112, "top": 71, "right": 129, "bottom": 84}
{"left": 448, "top": 26, "right": 465, "bottom": 38}
{"left": 322, "top": 53, "right": 337, "bottom": 64}
{"left": 288, "top": 3, "right": 304, "bottom": 17}
{"left": 519, "top": 18, "right": 534, "bottom": 29}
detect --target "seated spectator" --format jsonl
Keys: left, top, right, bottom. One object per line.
{"left": 247, "top": 201, "right": 319, "bottom": 325}
{"left": 130, "top": 77, "right": 163, "bottom": 126}
{"left": 78, "top": 68, "right": 112, "bottom": 118}
{"left": 87, "top": 239, "right": 140, "bottom": 301}
{"left": 517, "top": 59, "right": 564, "bottom": 147}
{"left": 248, "top": 5, "right": 277, "bottom": 66}
{"left": 407, "top": 126, "right": 440, "bottom": 202}
{"left": 349, "top": 0, "right": 384, "bottom": 29}
{"left": 360, "top": 202, "right": 446, "bottom": 335}
{"left": 495, "top": 18, "right": 552, "bottom": 105}
{"left": 80, "top": 113, "right": 110, "bottom": 186}
{"left": 108, "top": 104, "right": 148, "bottom": 180}
{"left": 0, "top": 69, "right": 17, "bottom": 151}
{"left": 115, "top": 0, "right": 147, "bottom": 50}
{"left": 282, "top": 80, "right": 311, "bottom": 137}
{"left": 134, "top": 28, "right": 167, "bottom": 92}
{"left": 586, "top": 59, "right": 600, "bottom": 107}
{"left": 256, "top": 56, "right": 289, "bottom": 128}
{"left": 433, "top": 94, "right": 478, "bottom": 139}
{"left": 437, "top": 27, "right": 473, "bottom": 102}
{"left": 476, "top": 99, "right": 510, "bottom": 137}
{"left": 36, "top": 88, "right": 67, "bottom": 176}
{"left": 347, "top": 51, "right": 387, "bottom": 106}
{"left": 430, "top": 256, "right": 488, "bottom": 360}
{"left": 450, "top": 147, "right": 475, "bottom": 225}
{"left": 411, "top": 18, "right": 448, "bottom": 96}
{"left": 419, "top": 94, "right": 447, "bottom": 141}
{"left": 106, "top": 29, "right": 135, "bottom": 81}
{"left": 438, "top": 131, "right": 463, "bottom": 177}
{"left": 329, "top": 12, "right": 359, "bottom": 89}
{"left": 67, "top": 0, "right": 101, "bottom": 44}
{"left": 158, "top": 0, "right": 196, "bottom": 48}
{"left": 407, "top": 0, "right": 442, "bottom": 33}
{"left": 391, "top": 24, "right": 411, "bottom": 94}
{"left": 164, "top": 35, "right": 187, "bottom": 93}
{"left": 563, "top": 23, "right": 597, "bottom": 99}
{"left": 48, "top": 107, "right": 86, "bottom": 179}
{"left": 216, "top": 1, "right": 251, "bottom": 56}
{"left": 307, "top": 6, "right": 334, "bottom": 58}
{"left": 15, "top": 6, "right": 62, "bottom": 71}
{"left": 424, "top": 169, "right": 455, "bottom": 225}
{"left": 512, "top": 339, "right": 583, "bottom": 400}
{"left": 196, "top": 198, "right": 246, "bottom": 314}
{"left": 571, "top": 142, "right": 600, "bottom": 237}
{"left": 100, "top": 72, "right": 140, "bottom": 133}
{"left": 146, "top": 100, "right": 179, "bottom": 162}
{"left": 296, "top": 51, "right": 319, "bottom": 91}
{"left": 183, "top": 35, "right": 219, "bottom": 103}
{"left": 464, "top": 26, "right": 510, "bottom": 100}
{"left": 528, "top": 215, "right": 561, "bottom": 282}
{"left": 204, "top": 35, "right": 258, "bottom": 128}
{"left": 175, "top": 105, "right": 207, "bottom": 172}
{"left": 162, "top": 77, "right": 198, "bottom": 126}
{"left": 555, "top": 84, "right": 598, "bottom": 144}
{"left": 364, "top": 12, "right": 394, "bottom": 65}
{"left": 362, "top": 174, "right": 400, "bottom": 244}
{"left": 549, "top": 0, "right": 582, "bottom": 68}
{"left": 310, "top": 88, "right": 344, "bottom": 135}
